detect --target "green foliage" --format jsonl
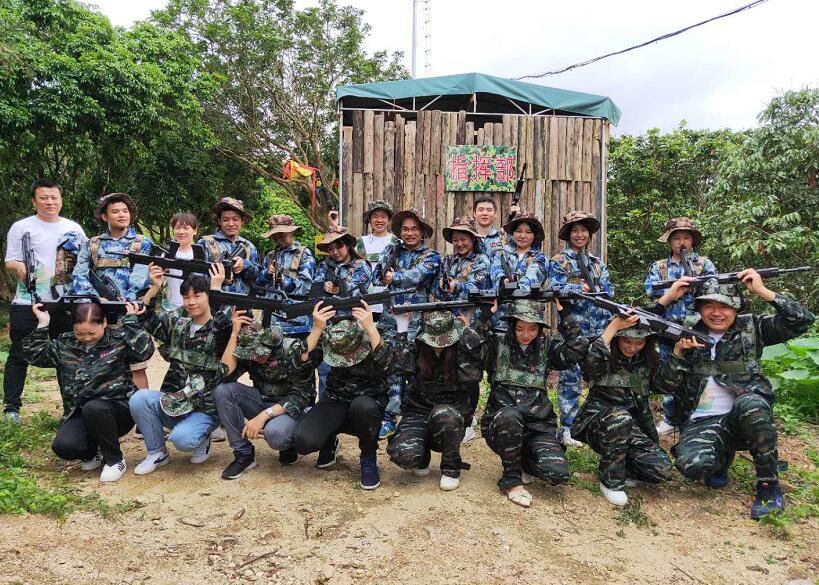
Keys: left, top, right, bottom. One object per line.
{"left": 761, "top": 338, "right": 819, "bottom": 426}
{"left": 614, "top": 495, "right": 655, "bottom": 528}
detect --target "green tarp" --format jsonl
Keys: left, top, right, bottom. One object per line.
{"left": 336, "top": 72, "right": 621, "bottom": 125}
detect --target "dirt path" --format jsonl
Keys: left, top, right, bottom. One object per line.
{"left": 1, "top": 355, "right": 816, "bottom": 585}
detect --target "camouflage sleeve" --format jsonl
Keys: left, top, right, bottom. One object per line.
{"left": 755, "top": 294, "right": 816, "bottom": 348}
{"left": 126, "top": 236, "right": 153, "bottom": 300}
{"left": 371, "top": 245, "right": 392, "bottom": 285}
{"left": 195, "top": 237, "right": 211, "bottom": 260}
{"left": 597, "top": 261, "right": 614, "bottom": 299}
{"left": 278, "top": 343, "right": 316, "bottom": 417}
{"left": 71, "top": 239, "right": 95, "bottom": 295}
{"left": 489, "top": 252, "right": 508, "bottom": 288}
{"left": 392, "top": 249, "right": 441, "bottom": 291}
{"left": 141, "top": 306, "right": 175, "bottom": 345}
{"left": 457, "top": 327, "right": 485, "bottom": 384}
{"left": 701, "top": 257, "right": 717, "bottom": 275}
{"left": 282, "top": 248, "right": 315, "bottom": 297}
{"left": 392, "top": 337, "right": 418, "bottom": 375}
{"left": 355, "top": 237, "right": 367, "bottom": 259}
{"left": 653, "top": 353, "right": 690, "bottom": 396}
{"left": 120, "top": 314, "right": 155, "bottom": 363}
{"left": 547, "top": 313, "right": 590, "bottom": 370}
{"left": 255, "top": 252, "right": 274, "bottom": 289}
{"left": 455, "top": 254, "right": 491, "bottom": 297}
{"left": 644, "top": 261, "right": 662, "bottom": 300}
{"left": 519, "top": 252, "right": 547, "bottom": 291}
{"left": 370, "top": 339, "right": 393, "bottom": 375}
{"left": 313, "top": 261, "right": 328, "bottom": 283}
{"left": 547, "top": 256, "right": 583, "bottom": 294}
{"left": 22, "top": 326, "right": 60, "bottom": 368}
{"left": 580, "top": 337, "right": 612, "bottom": 380}
{"left": 349, "top": 261, "right": 372, "bottom": 295}
{"left": 239, "top": 242, "right": 260, "bottom": 286}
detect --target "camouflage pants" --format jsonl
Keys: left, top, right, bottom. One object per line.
{"left": 578, "top": 407, "right": 672, "bottom": 490}
{"left": 387, "top": 405, "right": 465, "bottom": 478}
{"left": 557, "top": 365, "right": 583, "bottom": 427}
{"left": 673, "top": 393, "right": 778, "bottom": 483}
{"left": 483, "top": 406, "right": 569, "bottom": 490}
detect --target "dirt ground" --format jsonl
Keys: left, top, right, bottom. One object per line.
{"left": 1, "top": 354, "right": 817, "bottom": 585}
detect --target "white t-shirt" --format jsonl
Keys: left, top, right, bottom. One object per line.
{"left": 6, "top": 215, "right": 86, "bottom": 304}
{"left": 165, "top": 248, "right": 194, "bottom": 310}
{"left": 690, "top": 332, "right": 735, "bottom": 420}
{"left": 360, "top": 233, "right": 394, "bottom": 313}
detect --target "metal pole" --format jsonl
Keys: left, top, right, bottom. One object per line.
{"left": 411, "top": 0, "right": 418, "bottom": 78}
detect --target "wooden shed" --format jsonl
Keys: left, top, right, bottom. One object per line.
{"left": 336, "top": 72, "right": 621, "bottom": 259}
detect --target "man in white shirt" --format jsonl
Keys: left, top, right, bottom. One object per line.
{"left": 4, "top": 180, "right": 86, "bottom": 421}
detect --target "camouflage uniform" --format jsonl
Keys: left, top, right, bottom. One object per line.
{"left": 73, "top": 227, "right": 154, "bottom": 300}
{"left": 256, "top": 241, "right": 316, "bottom": 335}
{"left": 489, "top": 242, "right": 548, "bottom": 330}
{"left": 197, "top": 230, "right": 260, "bottom": 295}
{"left": 478, "top": 302, "right": 590, "bottom": 489}
{"left": 478, "top": 226, "right": 507, "bottom": 259}
{"left": 53, "top": 231, "right": 87, "bottom": 296}
{"left": 432, "top": 250, "right": 491, "bottom": 307}
{"left": 314, "top": 257, "right": 372, "bottom": 306}
{"left": 387, "top": 312, "right": 483, "bottom": 478}
{"left": 655, "top": 285, "right": 814, "bottom": 483}
{"left": 574, "top": 334, "right": 672, "bottom": 490}
{"left": 549, "top": 248, "right": 614, "bottom": 428}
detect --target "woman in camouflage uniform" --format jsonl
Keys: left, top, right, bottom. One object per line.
{"left": 24, "top": 301, "right": 154, "bottom": 482}
{"left": 573, "top": 315, "right": 672, "bottom": 506}
{"left": 386, "top": 310, "right": 483, "bottom": 491}
{"left": 433, "top": 217, "right": 492, "bottom": 309}
{"left": 478, "top": 299, "right": 589, "bottom": 507}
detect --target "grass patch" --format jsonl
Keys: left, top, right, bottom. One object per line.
{"left": 566, "top": 446, "right": 600, "bottom": 475}
{"left": 615, "top": 494, "right": 656, "bottom": 528}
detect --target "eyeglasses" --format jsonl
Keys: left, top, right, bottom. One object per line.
{"left": 401, "top": 226, "right": 422, "bottom": 233}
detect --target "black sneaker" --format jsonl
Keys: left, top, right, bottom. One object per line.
{"left": 221, "top": 448, "right": 257, "bottom": 480}
{"left": 279, "top": 448, "right": 300, "bottom": 466}
{"left": 360, "top": 454, "right": 381, "bottom": 490}
{"left": 316, "top": 436, "right": 340, "bottom": 469}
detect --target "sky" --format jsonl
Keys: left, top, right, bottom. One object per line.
{"left": 89, "top": 0, "right": 818, "bottom": 135}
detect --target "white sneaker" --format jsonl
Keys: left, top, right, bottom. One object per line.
{"left": 440, "top": 475, "right": 460, "bottom": 491}
{"left": 211, "top": 426, "right": 227, "bottom": 442}
{"left": 521, "top": 471, "right": 534, "bottom": 485}
{"left": 100, "top": 459, "right": 127, "bottom": 482}
{"left": 412, "top": 466, "right": 431, "bottom": 477}
{"left": 600, "top": 482, "right": 628, "bottom": 506}
{"left": 625, "top": 478, "right": 641, "bottom": 488}
{"left": 655, "top": 420, "right": 677, "bottom": 436}
{"left": 462, "top": 425, "right": 477, "bottom": 444}
{"left": 80, "top": 453, "right": 103, "bottom": 471}
{"left": 135, "top": 450, "right": 170, "bottom": 475}
{"left": 190, "top": 435, "right": 212, "bottom": 464}
{"left": 561, "top": 428, "right": 584, "bottom": 448}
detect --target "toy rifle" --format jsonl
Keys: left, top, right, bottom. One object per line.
{"left": 393, "top": 286, "right": 603, "bottom": 314}
{"left": 572, "top": 293, "right": 714, "bottom": 348}
{"left": 37, "top": 294, "right": 141, "bottom": 315}
{"left": 375, "top": 242, "right": 403, "bottom": 283}
{"left": 22, "top": 231, "right": 39, "bottom": 302}
{"left": 440, "top": 255, "right": 452, "bottom": 294}
{"left": 90, "top": 269, "right": 122, "bottom": 301}
{"left": 128, "top": 252, "right": 234, "bottom": 281}
{"left": 679, "top": 246, "right": 695, "bottom": 278}
{"left": 577, "top": 250, "right": 601, "bottom": 293}
{"left": 649, "top": 266, "right": 812, "bottom": 293}
{"left": 507, "top": 163, "right": 527, "bottom": 222}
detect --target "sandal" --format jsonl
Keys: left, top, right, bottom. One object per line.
{"left": 506, "top": 487, "right": 532, "bottom": 508}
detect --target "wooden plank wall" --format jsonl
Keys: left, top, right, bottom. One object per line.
{"left": 341, "top": 111, "right": 609, "bottom": 259}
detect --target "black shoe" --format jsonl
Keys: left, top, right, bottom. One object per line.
{"left": 221, "top": 448, "right": 257, "bottom": 480}
{"left": 316, "top": 436, "right": 340, "bottom": 469}
{"left": 279, "top": 448, "right": 300, "bottom": 466}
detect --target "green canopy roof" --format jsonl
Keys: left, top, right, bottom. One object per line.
{"left": 336, "top": 72, "right": 621, "bottom": 125}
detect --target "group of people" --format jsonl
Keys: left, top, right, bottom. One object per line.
{"left": 4, "top": 179, "right": 814, "bottom": 519}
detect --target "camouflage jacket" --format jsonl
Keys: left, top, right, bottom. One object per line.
{"left": 53, "top": 231, "right": 88, "bottom": 292}
{"left": 233, "top": 334, "right": 317, "bottom": 418}
{"left": 256, "top": 241, "right": 316, "bottom": 335}
{"left": 320, "top": 339, "right": 393, "bottom": 406}
{"left": 432, "top": 251, "right": 492, "bottom": 301}
{"left": 23, "top": 315, "right": 154, "bottom": 417}
{"left": 575, "top": 337, "right": 659, "bottom": 442}
{"left": 549, "top": 248, "right": 614, "bottom": 336}
{"left": 644, "top": 253, "right": 717, "bottom": 322}
{"left": 142, "top": 305, "right": 232, "bottom": 416}
{"left": 655, "top": 294, "right": 815, "bottom": 426}
{"left": 489, "top": 242, "right": 548, "bottom": 291}
{"left": 197, "top": 231, "right": 260, "bottom": 295}
{"left": 396, "top": 327, "right": 484, "bottom": 418}
{"left": 73, "top": 227, "right": 153, "bottom": 300}
{"left": 314, "top": 257, "right": 373, "bottom": 300}
{"left": 478, "top": 226, "right": 507, "bottom": 258}
{"left": 477, "top": 313, "right": 589, "bottom": 433}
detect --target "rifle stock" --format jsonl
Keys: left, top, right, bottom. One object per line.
{"left": 38, "top": 294, "right": 142, "bottom": 315}
{"left": 128, "top": 252, "right": 234, "bottom": 281}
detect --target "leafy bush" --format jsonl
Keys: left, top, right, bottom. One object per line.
{"left": 761, "top": 337, "right": 819, "bottom": 427}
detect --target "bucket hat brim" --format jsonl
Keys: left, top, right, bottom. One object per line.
{"left": 558, "top": 217, "right": 600, "bottom": 242}
{"left": 416, "top": 318, "right": 465, "bottom": 348}
{"left": 391, "top": 210, "right": 434, "bottom": 239}
{"left": 504, "top": 216, "right": 546, "bottom": 244}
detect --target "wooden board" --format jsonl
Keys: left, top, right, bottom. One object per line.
{"left": 373, "top": 114, "right": 384, "bottom": 200}
{"left": 572, "top": 118, "right": 583, "bottom": 181}
{"left": 556, "top": 117, "right": 567, "bottom": 181}
{"left": 548, "top": 117, "right": 559, "bottom": 180}
{"left": 352, "top": 111, "right": 364, "bottom": 173}
{"left": 415, "top": 111, "right": 426, "bottom": 176}
{"left": 395, "top": 115, "right": 405, "bottom": 206}
{"left": 404, "top": 121, "right": 416, "bottom": 210}
{"left": 533, "top": 117, "right": 543, "bottom": 179}
{"left": 437, "top": 112, "right": 447, "bottom": 177}
{"left": 342, "top": 126, "right": 353, "bottom": 225}
{"left": 525, "top": 117, "right": 535, "bottom": 179}
{"left": 352, "top": 173, "right": 364, "bottom": 236}
{"left": 582, "top": 118, "right": 594, "bottom": 182}
{"left": 363, "top": 110, "right": 374, "bottom": 173}
{"left": 383, "top": 121, "right": 395, "bottom": 205}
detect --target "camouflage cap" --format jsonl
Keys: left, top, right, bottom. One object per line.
{"left": 615, "top": 322, "right": 655, "bottom": 339}
{"left": 264, "top": 214, "right": 302, "bottom": 238}
{"left": 694, "top": 278, "right": 743, "bottom": 310}
{"left": 212, "top": 197, "right": 252, "bottom": 222}
{"left": 558, "top": 210, "right": 600, "bottom": 241}
{"left": 316, "top": 226, "right": 361, "bottom": 258}
{"left": 322, "top": 319, "right": 371, "bottom": 368}
{"left": 416, "top": 310, "right": 465, "bottom": 348}
{"left": 233, "top": 323, "right": 284, "bottom": 362}
{"left": 503, "top": 212, "right": 545, "bottom": 244}
{"left": 442, "top": 217, "right": 481, "bottom": 243}
{"left": 390, "top": 208, "right": 434, "bottom": 239}
{"left": 502, "top": 300, "right": 549, "bottom": 325}
{"left": 363, "top": 199, "right": 394, "bottom": 223}
{"left": 95, "top": 192, "right": 138, "bottom": 223}
{"left": 159, "top": 375, "right": 206, "bottom": 417}
{"left": 658, "top": 217, "right": 703, "bottom": 246}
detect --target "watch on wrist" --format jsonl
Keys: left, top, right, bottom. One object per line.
{"left": 265, "top": 406, "right": 275, "bottom": 418}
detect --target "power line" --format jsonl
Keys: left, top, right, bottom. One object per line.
{"left": 515, "top": 0, "right": 770, "bottom": 80}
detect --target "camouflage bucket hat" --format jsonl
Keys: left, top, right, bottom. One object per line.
{"left": 416, "top": 310, "right": 465, "bottom": 348}
{"left": 390, "top": 208, "right": 434, "bottom": 239}
{"left": 503, "top": 212, "right": 545, "bottom": 244}
{"left": 316, "top": 226, "right": 361, "bottom": 258}
{"left": 159, "top": 375, "right": 206, "bottom": 417}
{"left": 322, "top": 319, "right": 371, "bottom": 368}
{"left": 657, "top": 216, "right": 703, "bottom": 246}
{"left": 95, "top": 192, "right": 138, "bottom": 223}
{"left": 233, "top": 323, "right": 284, "bottom": 361}
{"left": 694, "top": 279, "right": 743, "bottom": 310}
{"left": 264, "top": 214, "right": 302, "bottom": 238}
{"left": 212, "top": 197, "right": 252, "bottom": 222}
{"left": 558, "top": 210, "right": 600, "bottom": 241}
{"left": 442, "top": 217, "right": 481, "bottom": 243}
{"left": 363, "top": 199, "right": 394, "bottom": 223}
{"left": 502, "top": 300, "right": 549, "bottom": 325}
{"left": 615, "top": 322, "right": 655, "bottom": 339}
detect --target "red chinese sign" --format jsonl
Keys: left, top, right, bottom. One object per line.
{"left": 445, "top": 146, "right": 518, "bottom": 192}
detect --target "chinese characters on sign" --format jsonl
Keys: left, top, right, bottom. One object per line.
{"left": 445, "top": 145, "right": 518, "bottom": 192}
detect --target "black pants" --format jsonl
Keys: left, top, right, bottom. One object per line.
{"left": 4, "top": 305, "right": 72, "bottom": 413}
{"left": 52, "top": 399, "right": 135, "bottom": 465}
{"left": 293, "top": 396, "right": 384, "bottom": 458}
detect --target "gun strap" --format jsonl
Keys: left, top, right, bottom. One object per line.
{"left": 91, "top": 235, "right": 144, "bottom": 269}
{"left": 657, "top": 257, "right": 705, "bottom": 281}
